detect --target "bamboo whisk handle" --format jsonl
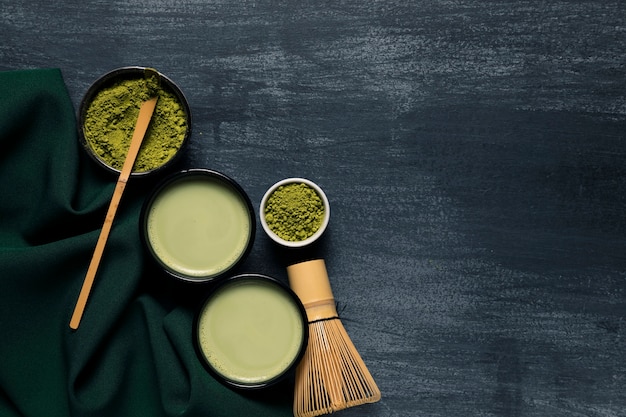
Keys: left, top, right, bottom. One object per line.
{"left": 287, "top": 259, "right": 338, "bottom": 322}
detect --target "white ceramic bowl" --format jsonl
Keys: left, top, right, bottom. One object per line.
{"left": 259, "top": 178, "right": 330, "bottom": 248}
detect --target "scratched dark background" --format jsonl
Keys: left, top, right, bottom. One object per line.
{"left": 2, "top": 0, "right": 625, "bottom": 416}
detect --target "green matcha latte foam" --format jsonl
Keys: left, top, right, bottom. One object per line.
{"left": 194, "top": 274, "right": 308, "bottom": 388}
{"left": 140, "top": 169, "right": 255, "bottom": 282}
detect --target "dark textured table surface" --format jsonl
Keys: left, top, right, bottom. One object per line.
{"left": 2, "top": 1, "right": 625, "bottom": 416}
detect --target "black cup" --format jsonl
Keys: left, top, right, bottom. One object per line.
{"left": 140, "top": 169, "right": 256, "bottom": 283}
{"left": 194, "top": 274, "right": 309, "bottom": 389}
{"left": 78, "top": 66, "right": 192, "bottom": 177}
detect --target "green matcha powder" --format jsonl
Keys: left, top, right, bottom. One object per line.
{"left": 83, "top": 75, "right": 188, "bottom": 172}
{"left": 264, "top": 183, "right": 325, "bottom": 241}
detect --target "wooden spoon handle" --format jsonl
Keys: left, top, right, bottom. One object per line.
{"left": 70, "top": 97, "right": 158, "bottom": 330}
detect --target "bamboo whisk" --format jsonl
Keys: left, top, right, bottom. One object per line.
{"left": 287, "top": 259, "right": 381, "bottom": 417}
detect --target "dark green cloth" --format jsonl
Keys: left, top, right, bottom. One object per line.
{"left": 0, "top": 68, "right": 292, "bottom": 417}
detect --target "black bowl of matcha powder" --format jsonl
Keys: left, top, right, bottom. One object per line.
{"left": 79, "top": 66, "right": 191, "bottom": 176}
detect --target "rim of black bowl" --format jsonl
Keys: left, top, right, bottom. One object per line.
{"left": 193, "top": 273, "right": 309, "bottom": 390}
{"left": 139, "top": 168, "right": 256, "bottom": 283}
{"left": 78, "top": 66, "right": 192, "bottom": 177}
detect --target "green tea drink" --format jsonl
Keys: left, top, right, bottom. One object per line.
{"left": 145, "top": 172, "right": 252, "bottom": 279}
{"left": 197, "top": 277, "right": 306, "bottom": 386}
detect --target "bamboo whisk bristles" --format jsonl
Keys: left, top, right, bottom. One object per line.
{"left": 294, "top": 317, "right": 381, "bottom": 417}
{"left": 287, "top": 259, "right": 381, "bottom": 417}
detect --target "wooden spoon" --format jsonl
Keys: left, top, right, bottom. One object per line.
{"left": 70, "top": 96, "right": 158, "bottom": 330}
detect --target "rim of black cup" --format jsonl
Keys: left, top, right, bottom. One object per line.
{"left": 139, "top": 168, "right": 256, "bottom": 283}
{"left": 193, "top": 273, "right": 309, "bottom": 390}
